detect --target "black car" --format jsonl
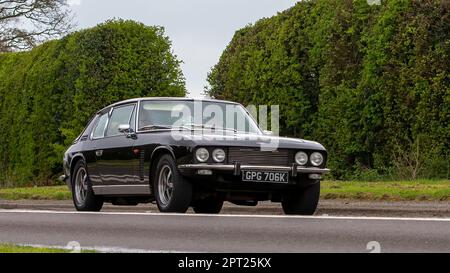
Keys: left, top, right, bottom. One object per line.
{"left": 61, "top": 98, "right": 329, "bottom": 215}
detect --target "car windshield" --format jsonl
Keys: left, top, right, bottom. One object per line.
{"left": 138, "top": 100, "right": 261, "bottom": 134}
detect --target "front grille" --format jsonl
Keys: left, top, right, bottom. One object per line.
{"left": 228, "top": 147, "right": 290, "bottom": 166}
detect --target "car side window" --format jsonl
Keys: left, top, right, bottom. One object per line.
{"left": 105, "top": 104, "right": 135, "bottom": 137}
{"left": 92, "top": 113, "right": 109, "bottom": 139}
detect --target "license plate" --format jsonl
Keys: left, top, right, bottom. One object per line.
{"left": 242, "top": 170, "right": 289, "bottom": 183}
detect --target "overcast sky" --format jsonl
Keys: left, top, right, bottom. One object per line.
{"left": 68, "top": 0, "right": 299, "bottom": 98}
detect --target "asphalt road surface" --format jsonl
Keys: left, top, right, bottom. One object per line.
{"left": 0, "top": 210, "right": 449, "bottom": 252}
{"left": 1, "top": 199, "right": 449, "bottom": 217}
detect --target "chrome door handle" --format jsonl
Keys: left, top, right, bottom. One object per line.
{"left": 95, "top": 150, "right": 103, "bottom": 157}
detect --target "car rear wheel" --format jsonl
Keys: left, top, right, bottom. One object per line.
{"left": 281, "top": 182, "right": 320, "bottom": 215}
{"left": 72, "top": 160, "right": 103, "bottom": 211}
{"left": 153, "top": 154, "right": 192, "bottom": 213}
{"left": 193, "top": 198, "right": 224, "bottom": 214}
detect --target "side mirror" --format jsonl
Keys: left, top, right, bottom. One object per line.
{"left": 118, "top": 124, "right": 131, "bottom": 133}
{"left": 263, "top": 130, "right": 274, "bottom": 136}
{"left": 118, "top": 124, "right": 136, "bottom": 139}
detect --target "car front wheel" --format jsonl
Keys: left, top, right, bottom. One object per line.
{"left": 153, "top": 154, "right": 192, "bottom": 213}
{"left": 281, "top": 182, "right": 320, "bottom": 215}
{"left": 71, "top": 160, "right": 103, "bottom": 211}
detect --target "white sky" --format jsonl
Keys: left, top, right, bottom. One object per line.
{"left": 69, "top": 0, "right": 299, "bottom": 98}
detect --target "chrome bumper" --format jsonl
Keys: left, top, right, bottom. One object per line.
{"left": 178, "top": 163, "right": 330, "bottom": 177}
{"left": 59, "top": 174, "right": 71, "bottom": 190}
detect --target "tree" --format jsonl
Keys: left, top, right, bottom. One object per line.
{"left": 0, "top": 0, "right": 73, "bottom": 52}
{"left": 207, "top": 0, "right": 450, "bottom": 180}
{"left": 0, "top": 20, "right": 186, "bottom": 187}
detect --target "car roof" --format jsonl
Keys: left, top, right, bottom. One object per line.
{"left": 96, "top": 97, "right": 240, "bottom": 114}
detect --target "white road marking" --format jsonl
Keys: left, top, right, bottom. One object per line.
{"left": 1, "top": 209, "right": 450, "bottom": 222}
{"left": 17, "top": 243, "right": 194, "bottom": 253}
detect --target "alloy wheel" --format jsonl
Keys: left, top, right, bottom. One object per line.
{"left": 74, "top": 167, "right": 88, "bottom": 205}
{"left": 158, "top": 165, "right": 174, "bottom": 206}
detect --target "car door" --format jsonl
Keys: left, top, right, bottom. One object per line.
{"left": 95, "top": 104, "right": 137, "bottom": 186}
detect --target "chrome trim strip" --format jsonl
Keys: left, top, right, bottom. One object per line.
{"left": 92, "top": 185, "right": 151, "bottom": 195}
{"left": 135, "top": 99, "right": 140, "bottom": 134}
{"left": 178, "top": 164, "right": 330, "bottom": 174}
{"left": 97, "top": 97, "right": 239, "bottom": 117}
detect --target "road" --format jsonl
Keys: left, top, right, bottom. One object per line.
{"left": 1, "top": 199, "right": 449, "bottom": 217}
{"left": 0, "top": 210, "right": 449, "bottom": 252}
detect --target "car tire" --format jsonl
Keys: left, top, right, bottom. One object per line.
{"left": 153, "top": 154, "right": 192, "bottom": 213}
{"left": 71, "top": 160, "right": 103, "bottom": 212}
{"left": 281, "top": 182, "right": 320, "bottom": 215}
{"left": 193, "top": 198, "right": 224, "bottom": 214}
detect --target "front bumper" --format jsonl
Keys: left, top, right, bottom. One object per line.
{"left": 178, "top": 163, "right": 330, "bottom": 177}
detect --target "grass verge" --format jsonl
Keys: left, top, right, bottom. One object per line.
{"left": 0, "top": 243, "right": 94, "bottom": 253}
{"left": 0, "top": 180, "right": 448, "bottom": 202}
{"left": 0, "top": 185, "right": 70, "bottom": 200}
{"left": 321, "top": 180, "right": 449, "bottom": 201}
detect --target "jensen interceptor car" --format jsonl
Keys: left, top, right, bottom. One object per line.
{"left": 61, "top": 98, "right": 329, "bottom": 215}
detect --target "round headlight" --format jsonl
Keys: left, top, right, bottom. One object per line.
{"left": 310, "top": 152, "right": 324, "bottom": 166}
{"left": 295, "top": 151, "right": 308, "bottom": 166}
{"left": 212, "top": 148, "right": 226, "bottom": 163}
{"left": 195, "top": 148, "right": 209, "bottom": 162}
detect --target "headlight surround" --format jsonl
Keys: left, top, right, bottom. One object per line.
{"left": 310, "top": 152, "right": 324, "bottom": 166}
{"left": 195, "top": 148, "right": 209, "bottom": 163}
{"left": 295, "top": 151, "right": 308, "bottom": 166}
{"left": 212, "top": 148, "right": 226, "bottom": 163}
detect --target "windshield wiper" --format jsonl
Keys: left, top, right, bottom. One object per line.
{"left": 184, "top": 123, "right": 237, "bottom": 133}
{"left": 139, "top": 125, "right": 192, "bottom": 131}
{"left": 139, "top": 125, "right": 173, "bottom": 131}
{"left": 139, "top": 124, "right": 238, "bottom": 133}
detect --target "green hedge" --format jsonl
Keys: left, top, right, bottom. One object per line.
{"left": 207, "top": 0, "right": 449, "bottom": 180}
{"left": 0, "top": 20, "right": 186, "bottom": 187}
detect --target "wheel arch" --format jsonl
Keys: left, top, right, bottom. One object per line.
{"left": 149, "top": 146, "right": 176, "bottom": 193}
{"left": 150, "top": 146, "right": 175, "bottom": 165}
{"left": 69, "top": 153, "right": 86, "bottom": 186}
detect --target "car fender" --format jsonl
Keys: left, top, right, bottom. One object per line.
{"left": 150, "top": 146, "right": 175, "bottom": 162}
{"left": 69, "top": 153, "right": 87, "bottom": 183}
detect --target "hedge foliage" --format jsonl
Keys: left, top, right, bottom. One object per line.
{"left": 0, "top": 20, "right": 186, "bottom": 187}
{"left": 207, "top": 0, "right": 449, "bottom": 180}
